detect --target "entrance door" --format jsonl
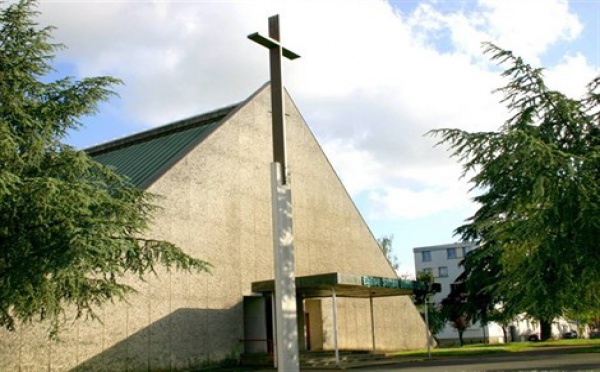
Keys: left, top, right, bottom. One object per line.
{"left": 243, "top": 296, "right": 270, "bottom": 354}
{"left": 265, "top": 295, "right": 273, "bottom": 354}
{"left": 304, "top": 299, "right": 323, "bottom": 351}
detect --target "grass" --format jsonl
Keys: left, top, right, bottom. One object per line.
{"left": 387, "top": 339, "right": 600, "bottom": 359}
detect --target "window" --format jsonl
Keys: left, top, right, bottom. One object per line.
{"left": 421, "top": 251, "right": 431, "bottom": 262}
{"left": 447, "top": 248, "right": 457, "bottom": 259}
{"left": 438, "top": 266, "right": 448, "bottom": 277}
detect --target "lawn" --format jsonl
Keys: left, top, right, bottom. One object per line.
{"left": 388, "top": 338, "right": 600, "bottom": 359}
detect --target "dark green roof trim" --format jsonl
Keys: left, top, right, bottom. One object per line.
{"left": 252, "top": 272, "right": 422, "bottom": 298}
{"left": 87, "top": 104, "right": 238, "bottom": 155}
{"left": 87, "top": 104, "right": 239, "bottom": 189}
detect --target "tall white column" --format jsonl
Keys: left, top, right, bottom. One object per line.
{"left": 271, "top": 162, "right": 299, "bottom": 372}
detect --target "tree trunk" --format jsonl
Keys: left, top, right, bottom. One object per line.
{"left": 482, "top": 324, "right": 487, "bottom": 344}
{"left": 540, "top": 319, "right": 553, "bottom": 341}
{"left": 458, "top": 330, "right": 464, "bottom": 346}
{"left": 501, "top": 326, "right": 508, "bottom": 343}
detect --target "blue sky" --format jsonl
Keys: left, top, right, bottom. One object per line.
{"left": 31, "top": 0, "right": 599, "bottom": 277}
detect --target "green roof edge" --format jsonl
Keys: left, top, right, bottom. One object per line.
{"left": 87, "top": 103, "right": 240, "bottom": 157}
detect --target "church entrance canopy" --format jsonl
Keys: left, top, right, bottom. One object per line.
{"left": 250, "top": 273, "right": 427, "bottom": 367}
{"left": 252, "top": 272, "right": 425, "bottom": 298}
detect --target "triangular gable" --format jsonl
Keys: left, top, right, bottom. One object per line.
{"left": 86, "top": 83, "right": 396, "bottom": 279}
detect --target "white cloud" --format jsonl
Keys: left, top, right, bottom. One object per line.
{"left": 321, "top": 139, "right": 385, "bottom": 197}
{"left": 369, "top": 185, "right": 467, "bottom": 220}
{"left": 545, "top": 53, "right": 599, "bottom": 98}
{"left": 33, "top": 0, "right": 596, "bottom": 233}
{"left": 409, "top": 0, "right": 583, "bottom": 65}
{"left": 478, "top": 0, "right": 582, "bottom": 63}
{"left": 366, "top": 161, "right": 471, "bottom": 218}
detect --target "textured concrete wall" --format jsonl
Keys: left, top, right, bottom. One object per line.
{"left": 0, "top": 85, "right": 427, "bottom": 371}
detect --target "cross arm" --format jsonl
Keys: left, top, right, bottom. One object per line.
{"left": 248, "top": 32, "right": 301, "bottom": 60}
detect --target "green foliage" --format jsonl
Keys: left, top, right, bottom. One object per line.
{"left": 564, "top": 307, "right": 600, "bottom": 331}
{"left": 457, "top": 246, "right": 516, "bottom": 339}
{"left": 0, "top": 0, "right": 210, "bottom": 336}
{"left": 422, "top": 303, "right": 446, "bottom": 337}
{"left": 412, "top": 270, "right": 433, "bottom": 305}
{"left": 430, "top": 42, "right": 599, "bottom": 340}
{"left": 412, "top": 271, "right": 446, "bottom": 335}
{"left": 441, "top": 280, "right": 470, "bottom": 346}
{"left": 377, "top": 234, "right": 400, "bottom": 271}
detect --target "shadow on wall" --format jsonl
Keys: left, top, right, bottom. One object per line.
{"left": 73, "top": 305, "right": 243, "bottom": 372}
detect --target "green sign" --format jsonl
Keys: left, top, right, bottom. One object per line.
{"left": 361, "top": 276, "right": 416, "bottom": 290}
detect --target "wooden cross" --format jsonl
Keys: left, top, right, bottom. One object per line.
{"left": 248, "top": 15, "right": 300, "bottom": 185}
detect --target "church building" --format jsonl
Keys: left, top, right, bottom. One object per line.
{"left": 0, "top": 84, "right": 428, "bottom": 371}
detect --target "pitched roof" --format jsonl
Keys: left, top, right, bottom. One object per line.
{"left": 87, "top": 104, "right": 238, "bottom": 189}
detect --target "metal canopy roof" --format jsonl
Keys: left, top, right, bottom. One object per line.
{"left": 252, "top": 272, "right": 425, "bottom": 298}
{"left": 87, "top": 104, "right": 238, "bottom": 189}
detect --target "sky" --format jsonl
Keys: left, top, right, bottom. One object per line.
{"left": 26, "top": 0, "right": 599, "bottom": 278}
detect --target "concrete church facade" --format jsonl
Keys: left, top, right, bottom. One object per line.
{"left": 0, "top": 84, "right": 428, "bottom": 371}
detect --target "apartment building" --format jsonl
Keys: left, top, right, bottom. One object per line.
{"left": 413, "top": 242, "right": 506, "bottom": 345}
{"left": 413, "top": 242, "right": 582, "bottom": 345}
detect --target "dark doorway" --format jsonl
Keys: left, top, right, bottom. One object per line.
{"left": 243, "top": 296, "right": 273, "bottom": 354}
{"left": 265, "top": 295, "right": 274, "bottom": 354}
{"left": 305, "top": 312, "right": 311, "bottom": 350}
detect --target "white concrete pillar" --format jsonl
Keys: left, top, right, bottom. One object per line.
{"left": 271, "top": 162, "right": 299, "bottom": 372}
